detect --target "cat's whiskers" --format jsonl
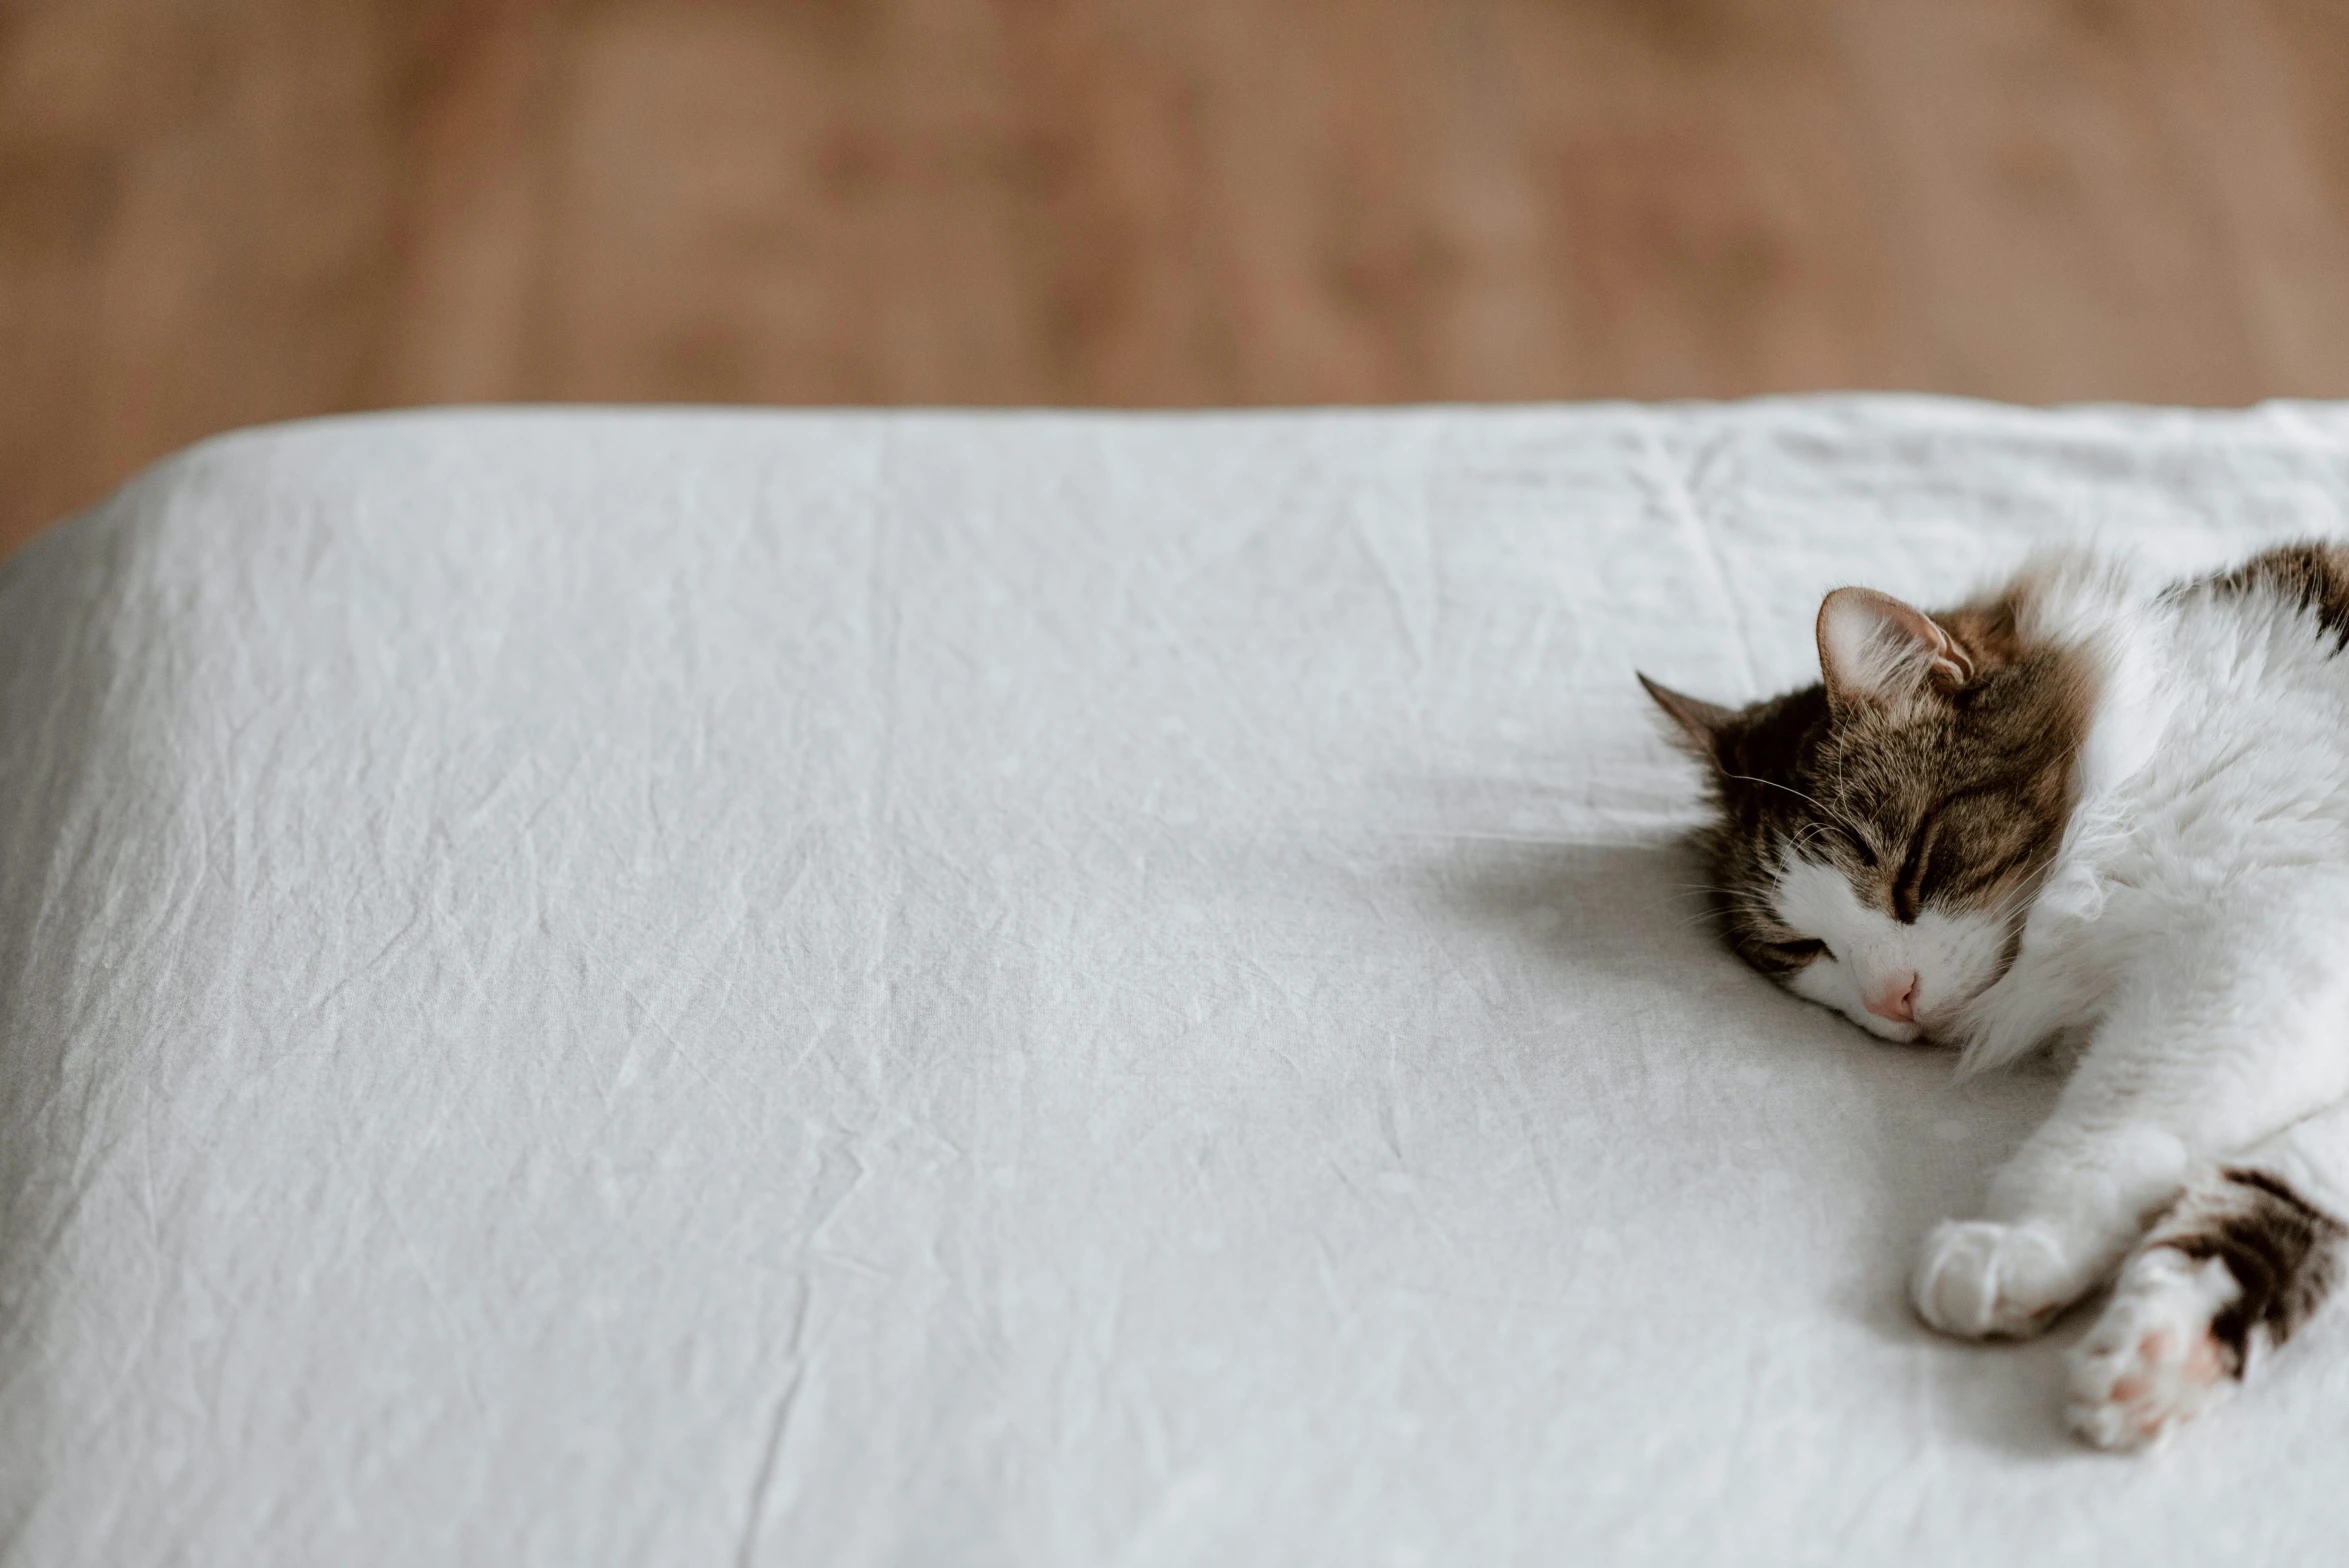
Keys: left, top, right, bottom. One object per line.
{"left": 1724, "top": 769, "right": 1873, "bottom": 845}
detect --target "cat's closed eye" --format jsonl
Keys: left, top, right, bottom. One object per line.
{"left": 1766, "top": 938, "right": 1831, "bottom": 964}
{"left": 1893, "top": 811, "right": 1941, "bottom": 922}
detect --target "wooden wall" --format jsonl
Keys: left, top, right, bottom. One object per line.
{"left": 9, "top": 0, "right": 2349, "bottom": 552}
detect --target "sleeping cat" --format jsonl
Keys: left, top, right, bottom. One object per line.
{"left": 1642, "top": 542, "right": 2349, "bottom": 1451}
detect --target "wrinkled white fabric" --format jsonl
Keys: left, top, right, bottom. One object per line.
{"left": 5, "top": 400, "right": 2349, "bottom": 1566}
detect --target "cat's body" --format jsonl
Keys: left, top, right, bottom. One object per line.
{"left": 1645, "top": 542, "right": 2349, "bottom": 1451}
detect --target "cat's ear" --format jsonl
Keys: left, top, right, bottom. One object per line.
{"left": 1816, "top": 587, "right": 1971, "bottom": 707}
{"left": 1638, "top": 673, "right": 1736, "bottom": 758}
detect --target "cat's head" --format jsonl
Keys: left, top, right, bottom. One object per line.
{"left": 1642, "top": 583, "right": 2091, "bottom": 1044}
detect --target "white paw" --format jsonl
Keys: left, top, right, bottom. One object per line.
{"left": 2066, "top": 1247, "right": 2239, "bottom": 1452}
{"left": 1911, "top": 1219, "right": 2080, "bottom": 1339}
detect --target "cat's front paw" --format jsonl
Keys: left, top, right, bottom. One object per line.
{"left": 2066, "top": 1246, "right": 2239, "bottom": 1452}
{"left": 1911, "top": 1219, "right": 2081, "bottom": 1339}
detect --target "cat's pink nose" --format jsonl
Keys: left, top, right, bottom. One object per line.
{"left": 1866, "top": 972, "right": 1919, "bottom": 1023}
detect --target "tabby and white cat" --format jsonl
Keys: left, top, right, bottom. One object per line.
{"left": 1643, "top": 542, "right": 2349, "bottom": 1450}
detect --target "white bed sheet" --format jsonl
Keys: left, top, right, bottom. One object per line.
{"left": 5, "top": 399, "right": 2349, "bottom": 1564}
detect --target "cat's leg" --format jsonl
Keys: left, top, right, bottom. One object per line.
{"left": 1914, "top": 881, "right": 2349, "bottom": 1339}
{"left": 2066, "top": 1100, "right": 2349, "bottom": 1450}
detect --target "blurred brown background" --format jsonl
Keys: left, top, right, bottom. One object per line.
{"left": 9, "top": 0, "right": 2349, "bottom": 556}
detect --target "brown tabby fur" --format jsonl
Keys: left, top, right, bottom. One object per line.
{"left": 1644, "top": 573, "right": 2097, "bottom": 990}
{"left": 2152, "top": 1168, "right": 2348, "bottom": 1375}
{"left": 2190, "top": 540, "right": 2349, "bottom": 653}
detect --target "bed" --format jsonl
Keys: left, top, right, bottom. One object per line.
{"left": 4, "top": 399, "right": 2346, "bottom": 1564}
